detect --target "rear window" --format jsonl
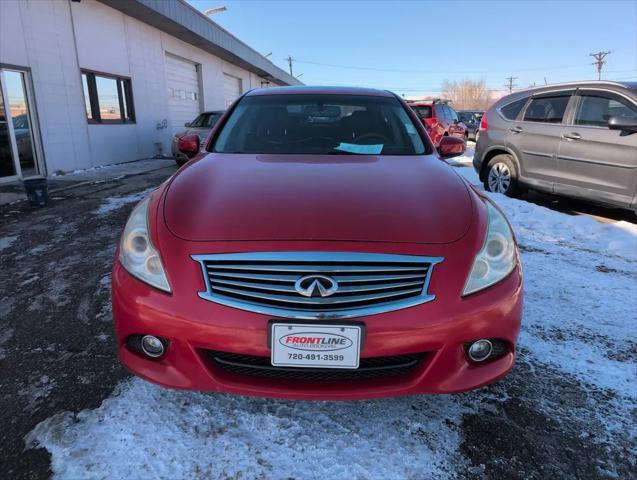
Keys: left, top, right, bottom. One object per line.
{"left": 523, "top": 96, "right": 570, "bottom": 123}
{"left": 214, "top": 94, "right": 428, "bottom": 155}
{"left": 459, "top": 112, "right": 483, "bottom": 123}
{"left": 189, "top": 112, "right": 222, "bottom": 128}
{"left": 500, "top": 98, "right": 527, "bottom": 120}
{"left": 411, "top": 106, "right": 432, "bottom": 119}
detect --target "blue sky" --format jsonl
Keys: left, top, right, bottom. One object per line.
{"left": 188, "top": 0, "right": 637, "bottom": 96}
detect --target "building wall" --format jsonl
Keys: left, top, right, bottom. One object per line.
{"left": 0, "top": 0, "right": 92, "bottom": 174}
{"left": 0, "top": 0, "right": 279, "bottom": 176}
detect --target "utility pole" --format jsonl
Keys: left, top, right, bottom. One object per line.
{"left": 589, "top": 51, "right": 611, "bottom": 80}
{"left": 505, "top": 76, "right": 518, "bottom": 93}
{"left": 286, "top": 55, "right": 293, "bottom": 76}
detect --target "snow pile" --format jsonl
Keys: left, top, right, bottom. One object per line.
{"left": 450, "top": 150, "right": 637, "bottom": 396}
{"left": 94, "top": 188, "right": 155, "bottom": 215}
{"left": 0, "top": 235, "right": 17, "bottom": 252}
{"left": 27, "top": 381, "right": 475, "bottom": 479}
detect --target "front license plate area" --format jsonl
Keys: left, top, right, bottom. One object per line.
{"left": 271, "top": 323, "right": 362, "bottom": 369}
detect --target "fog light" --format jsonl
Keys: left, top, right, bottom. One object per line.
{"left": 467, "top": 339, "right": 493, "bottom": 362}
{"left": 140, "top": 335, "right": 165, "bottom": 358}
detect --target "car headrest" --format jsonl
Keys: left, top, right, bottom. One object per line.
{"left": 257, "top": 106, "right": 292, "bottom": 136}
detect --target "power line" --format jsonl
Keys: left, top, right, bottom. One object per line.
{"left": 505, "top": 76, "right": 518, "bottom": 93}
{"left": 288, "top": 58, "right": 591, "bottom": 75}
{"left": 589, "top": 51, "right": 611, "bottom": 80}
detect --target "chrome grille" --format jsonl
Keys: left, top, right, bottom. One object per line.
{"left": 192, "top": 252, "right": 443, "bottom": 319}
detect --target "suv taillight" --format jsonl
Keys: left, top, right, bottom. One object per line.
{"left": 479, "top": 111, "right": 488, "bottom": 131}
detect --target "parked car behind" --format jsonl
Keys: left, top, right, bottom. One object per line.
{"left": 458, "top": 110, "right": 484, "bottom": 141}
{"left": 408, "top": 100, "right": 468, "bottom": 147}
{"left": 474, "top": 81, "right": 637, "bottom": 212}
{"left": 171, "top": 110, "right": 224, "bottom": 166}
{"left": 112, "top": 86, "right": 522, "bottom": 400}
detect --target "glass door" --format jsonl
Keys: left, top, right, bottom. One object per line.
{"left": 0, "top": 68, "right": 40, "bottom": 181}
{"left": 0, "top": 77, "right": 17, "bottom": 179}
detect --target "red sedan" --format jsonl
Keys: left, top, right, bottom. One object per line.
{"left": 112, "top": 86, "right": 522, "bottom": 400}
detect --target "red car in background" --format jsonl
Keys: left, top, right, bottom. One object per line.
{"left": 112, "top": 86, "right": 522, "bottom": 400}
{"left": 409, "top": 100, "right": 469, "bottom": 147}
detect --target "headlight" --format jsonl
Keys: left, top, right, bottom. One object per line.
{"left": 119, "top": 196, "right": 171, "bottom": 292}
{"left": 463, "top": 200, "right": 517, "bottom": 295}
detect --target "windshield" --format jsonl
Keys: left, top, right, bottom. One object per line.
{"left": 458, "top": 111, "right": 483, "bottom": 123}
{"left": 213, "top": 94, "right": 428, "bottom": 155}
{"left": 189, "top": 112, "right": 222, "bottom": 128}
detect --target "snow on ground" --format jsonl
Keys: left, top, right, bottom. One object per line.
{"left": 454, "top": 148, "right": 636, "bottom": 395}
{"left": 26, "top": 149, "right": 637, "bottom": 479}
{"left": 27, "top": 382, "right": 482, "bottom": 479}
{"left": 0, "top": 234, "right": 17, "bottom": 252}
{"left": 94, "top": 187, "right": 156, "bottom": 215}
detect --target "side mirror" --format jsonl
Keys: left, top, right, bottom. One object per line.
{"left": 184, "top": 122, "right": 191, "bottom": 127}
{"left": 177, "top": 134, "right": 200, "bottom": 158}
{"left": 438, "top": 136, "right": 466, "bottom": 159}
{"left": 608, "top": 116, "right": 637, "bottom": 133}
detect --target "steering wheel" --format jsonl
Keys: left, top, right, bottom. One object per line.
{"left": 352, "top": 133, "right": 391, "bottom": 145}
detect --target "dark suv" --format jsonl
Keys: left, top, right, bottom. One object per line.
{"left": 473, "top": 81, "right": 637, "bottom": 212}
{"left": 408, "top": 100, "right": 468, "bottom": 147}
{"left": 458, "top": 110, "right": 483, "bottom": 141}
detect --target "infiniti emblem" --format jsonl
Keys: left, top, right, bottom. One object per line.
{"left": 294, "top": 275, "right": 339, "bottom": 298}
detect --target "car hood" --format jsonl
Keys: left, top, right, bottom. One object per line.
{"left": 163, "top": 153, "right": 474, "bottom": 244}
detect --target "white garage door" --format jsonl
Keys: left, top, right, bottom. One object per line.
{"left": 223, "top": 73, "right": 242, "bottom": 107}
{"left": 165, "top": 54, "right": 201, "bottom": 134}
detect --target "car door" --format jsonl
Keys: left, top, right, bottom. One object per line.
{"left": 507, "top": 92, "right": 573, "bottom": 188}
{"left": 556, "top": 90, "right": 637, "bottom": 207}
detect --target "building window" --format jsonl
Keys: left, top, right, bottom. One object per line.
{"left": 81, "top": 71, "right": 135, "bottom": 123}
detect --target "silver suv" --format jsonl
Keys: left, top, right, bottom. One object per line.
{"left": 473, "top": 81, "right": 637, "bottom": 212}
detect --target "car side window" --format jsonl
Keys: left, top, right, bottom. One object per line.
{"left": 574, "top": 94, "right": 637, "bottom": 127}
{"left": 500, "top": 98, "right": 528, "bottom": 120}
{"left": 523, "top": 95, "right": 570, "bottom": 123}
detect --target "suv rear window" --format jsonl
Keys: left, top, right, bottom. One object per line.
{"left": 523, "top": 96, "right": 570, "bottom": 123}
{"left": 214, "top": 94, "right": 428, "bottom": 155}
{"left": 412, "top": 106, "right": 432, "bottom": 119}
{"left": 500, "top": 98, "right": 527, "bottom": 120}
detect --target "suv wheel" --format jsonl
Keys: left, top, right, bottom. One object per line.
{"left": 484, "top": 155, "right": 519, "bottom": 196}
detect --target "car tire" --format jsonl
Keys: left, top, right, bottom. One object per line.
{"left": 484, "top": 154, "right": 520, "bottom": 197}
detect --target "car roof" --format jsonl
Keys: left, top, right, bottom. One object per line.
{"left": 513, "top": 80, "right": 637, "bottom": 95}
{"left": 245, "top": 86, "right": 395, "bottom": 97}
{"left": 493, "top": 80, "right": 637, "bottom": 108}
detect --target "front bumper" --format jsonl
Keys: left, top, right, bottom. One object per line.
{"left": 112, "top": 257, "right": 522, "bottom": 400}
